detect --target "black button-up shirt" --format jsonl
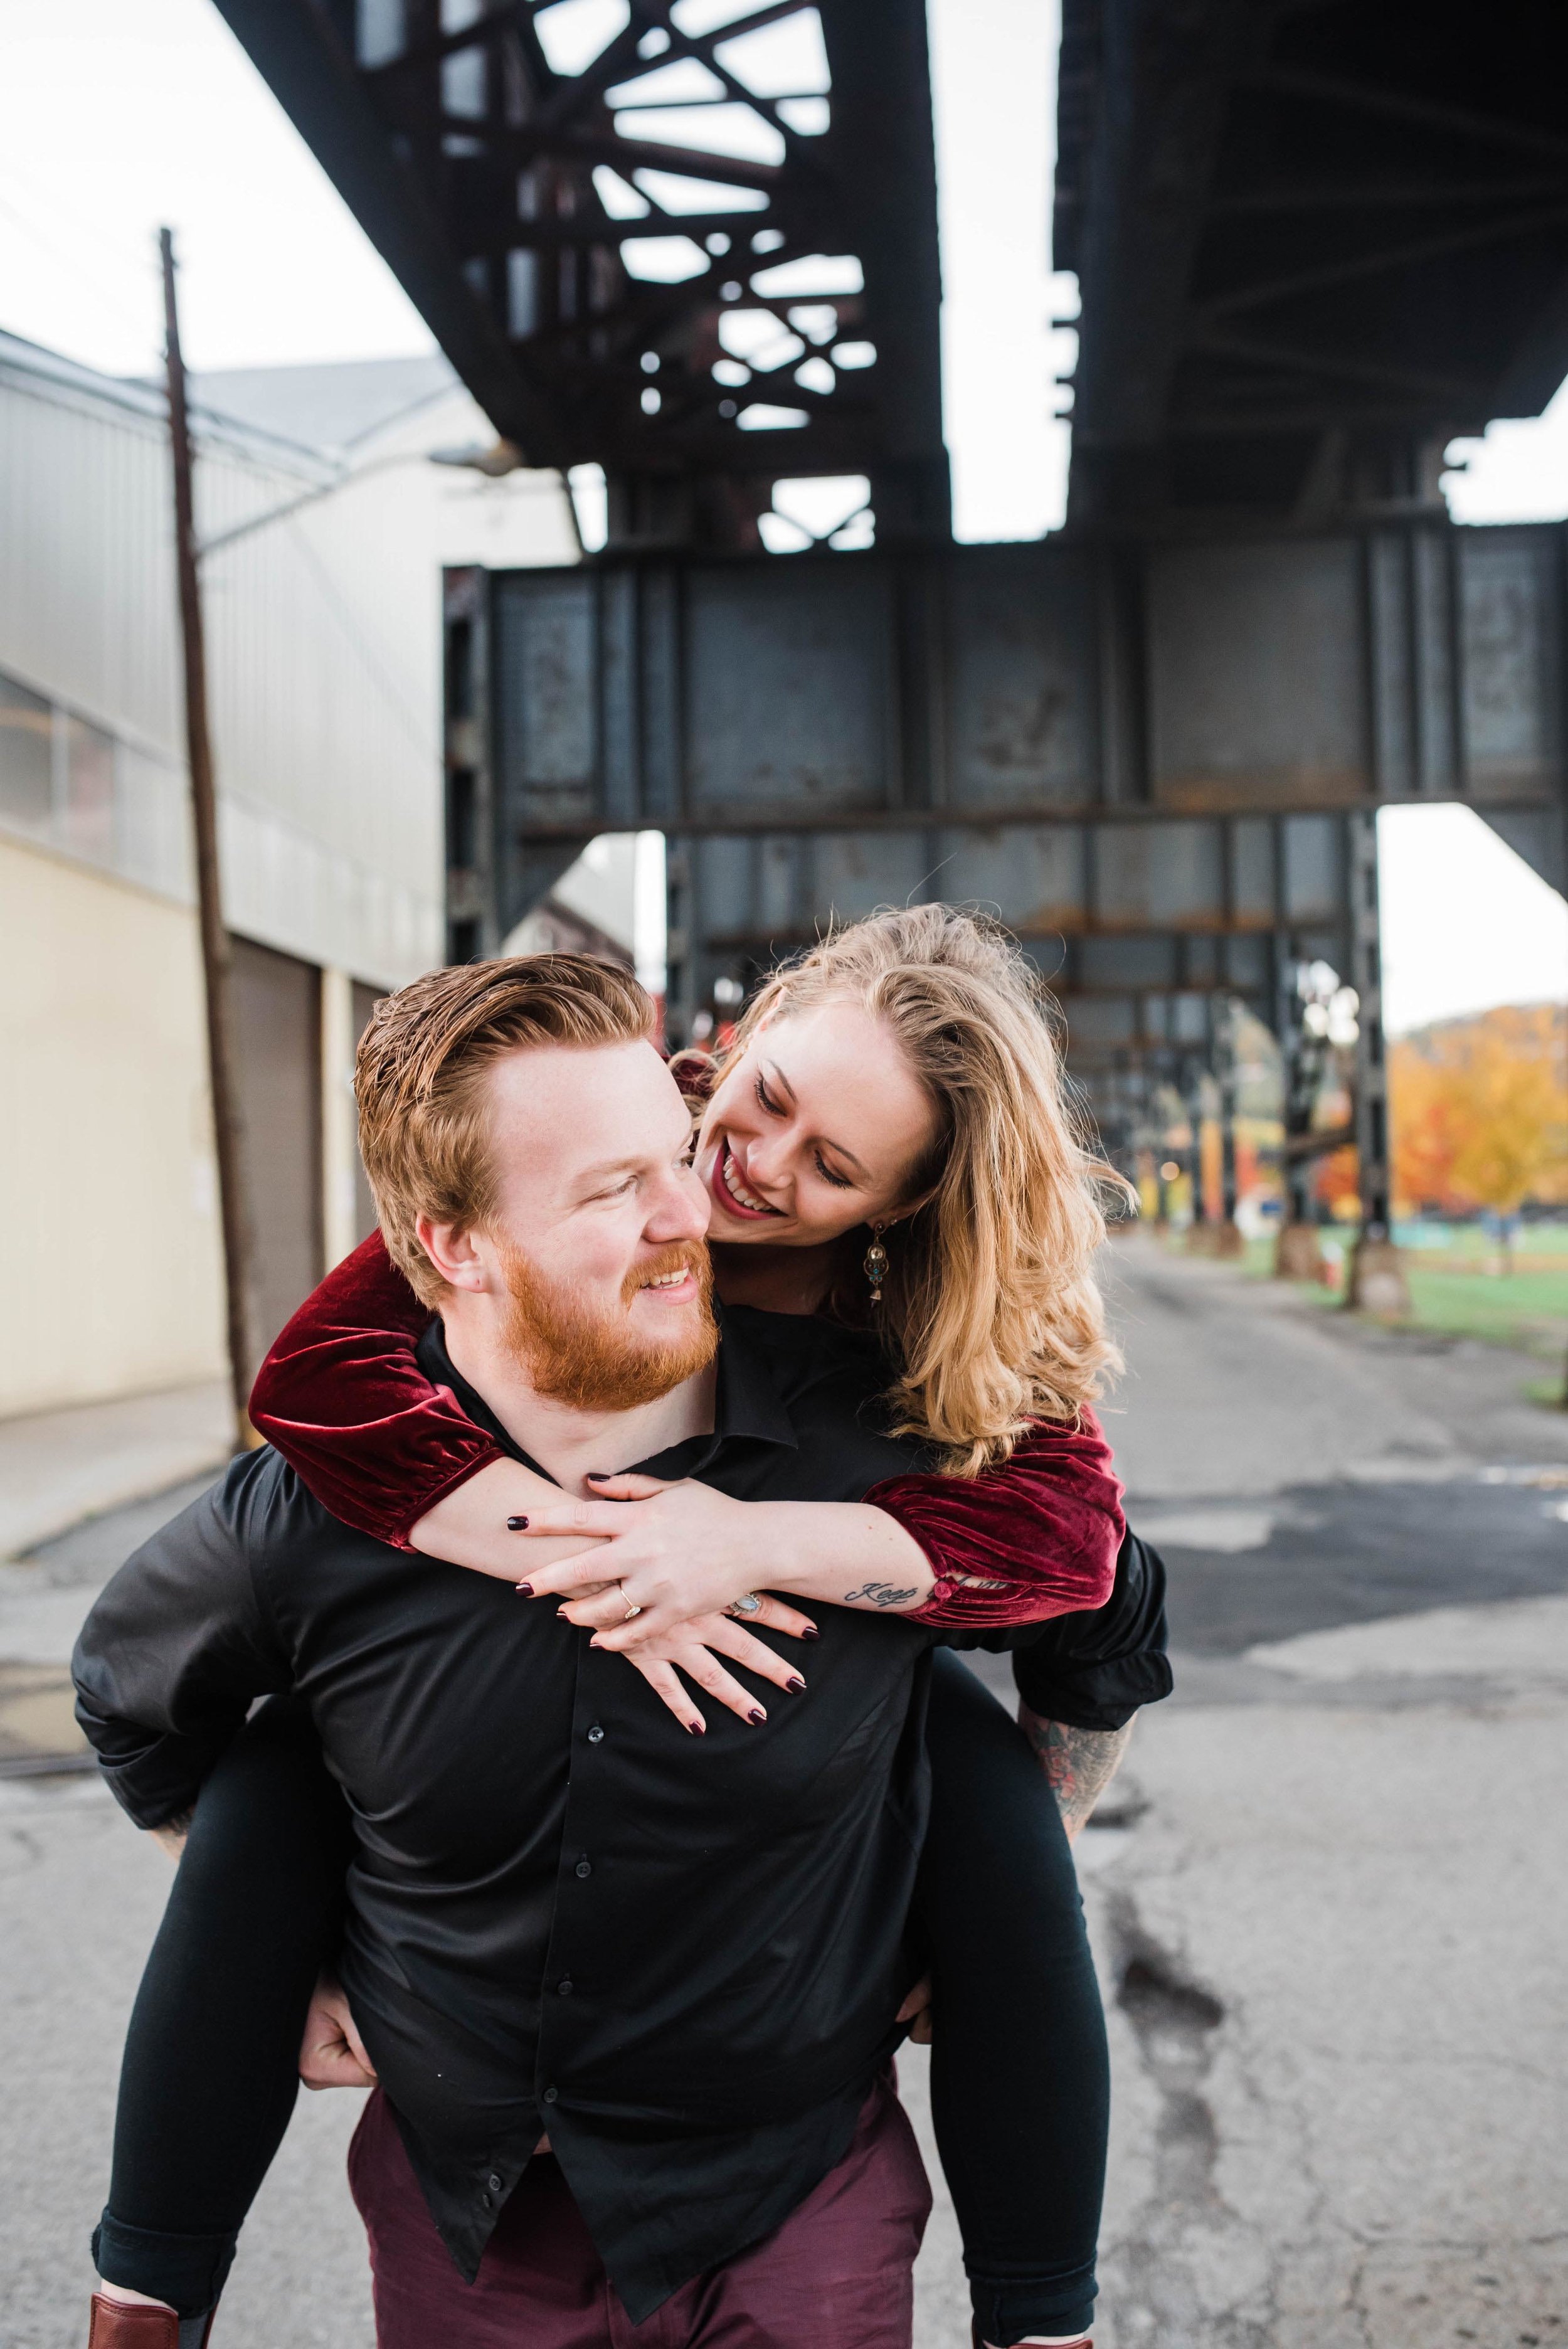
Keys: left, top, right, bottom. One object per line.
{"left": 74, "top": 1307, "right": 1150, "bottom": 2319}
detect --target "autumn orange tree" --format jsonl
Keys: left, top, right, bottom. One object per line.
{"left": 1391, "top": 1005, "right": 1568, "bottom": 1260}
{"left": 1389, "top": 1049, "right": 1466, "bottom": 1211}
{"left": 1313, "top": 1142, "right": 1361, "bottom": 1219}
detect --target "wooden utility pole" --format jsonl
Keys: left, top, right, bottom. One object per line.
{"left": 160, "top": 226, "right": 258, "bottom": 1448}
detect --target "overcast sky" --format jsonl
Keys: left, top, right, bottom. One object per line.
{"left": 1379, "top": 806, "right": 1567, "bottom": 1035}
{"left": 0, "top": 0, "right": 1561, "bottom": 1029}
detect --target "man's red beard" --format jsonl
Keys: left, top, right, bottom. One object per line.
{"left": 499, "top": 1239, "right": 718, "bottom": 1411}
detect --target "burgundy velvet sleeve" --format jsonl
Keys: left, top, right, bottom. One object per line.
{"left": 248, "top": 1232, "right": 505, "bottom": 1549}
{"left": 868, "top": 1408, "right": 1126, "bottom": 1631}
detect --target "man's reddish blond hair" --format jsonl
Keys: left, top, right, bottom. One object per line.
{"left": 356, "top": 955, "right": 655, "bottom": 1303}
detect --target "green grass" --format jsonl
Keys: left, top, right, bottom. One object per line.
{"left": 1190, "top": 1225, "right": 1568, "bottom": 1364}
{"left": 1399, "top": 1265, "right": 1568, "bottom": 1354}
{"left": 1402, "top": 1223, "right": 1568, "bottom": 1267}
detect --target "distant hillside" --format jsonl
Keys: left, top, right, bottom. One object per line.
{"left": 1393, "top": 1002, "right": 1565, "bottom": 1061}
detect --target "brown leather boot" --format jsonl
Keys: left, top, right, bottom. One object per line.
{"left": 88, "top": 2295, "right": 215, "bottom": 2346}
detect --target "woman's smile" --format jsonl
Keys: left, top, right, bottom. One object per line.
{"left": 709, "top": 1137, "right": 785, "bottom": 1223}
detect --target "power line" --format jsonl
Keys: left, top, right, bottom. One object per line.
{"left": 0, "top": 172, "right": 157, "bottom": 346}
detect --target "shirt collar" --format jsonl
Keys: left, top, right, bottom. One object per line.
{"left": 416, "top": 1298, "right": 798, "bottom": 1488}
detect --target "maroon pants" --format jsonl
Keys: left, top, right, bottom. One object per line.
{"left": 348, "top": 2076, "right": 931, "bottom": 2349}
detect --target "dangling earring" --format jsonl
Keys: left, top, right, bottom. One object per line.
{"left": 863, "top": 1223, "right": 889, "bottom": 1305}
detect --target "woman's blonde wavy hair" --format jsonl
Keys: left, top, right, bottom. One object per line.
{"left": 706, "top": 904, "right": 1130, "bottom": 1476}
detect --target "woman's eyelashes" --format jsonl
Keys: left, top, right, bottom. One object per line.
{"left": 751, "top": 1080, "right": 849, "bottom": 1193}
{"left": 751, "top": 1076, "right": 855, "bottom": 1190}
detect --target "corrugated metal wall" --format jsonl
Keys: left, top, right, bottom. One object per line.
{"left": 0, "top": 338, "right": 447, "bottom": 987}
{"left": 0, "top": 334, "right": 576, "bottom": 1414}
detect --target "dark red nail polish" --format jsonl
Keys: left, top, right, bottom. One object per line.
{"left": 786, "top": 1677, "right": 805, "bottom": 1694}
{"left": 507, "top": 1515, "right": 529, "bottom": 1530}
{"left": 800, "top": 1627, "right": 821, "bottom": 1641}
{"left": 516, "top": 1583, "right": 534, "bottom": 1598}
{"left": 688, "top": 1720, "right": 705, "bottom": 1734}
{"left": 748, "top": 1708, "right": 766, "bottom": 1724}
{"left": 585, "top": 1472, "right": 613, "bottom": 1483}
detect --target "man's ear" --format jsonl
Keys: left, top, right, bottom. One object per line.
{"left": 415, "top": 1215, "right": 488, "bottom": 1293}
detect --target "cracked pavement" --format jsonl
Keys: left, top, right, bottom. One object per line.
{"left": 3, "top": 1236, "right": 1566, "bottom": 2345}
{"left": 1048, "top": 1236, "right": 1568, "bottom": 2349}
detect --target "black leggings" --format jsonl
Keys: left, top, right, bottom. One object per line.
{"left": 96, "top": 1653, "right": 1106, "bottom": 2345}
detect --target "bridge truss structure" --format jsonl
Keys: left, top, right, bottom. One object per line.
{"left": 214, "top": 0, "right": 948, "bottom": 548}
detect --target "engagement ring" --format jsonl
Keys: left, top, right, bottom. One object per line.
{"left": 728, "top": 1593, "right": 763, "bottom": 1616}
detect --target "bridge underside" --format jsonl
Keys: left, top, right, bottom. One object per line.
{"left": 1057, "top": 0, "right": 1568, "bottom": 528}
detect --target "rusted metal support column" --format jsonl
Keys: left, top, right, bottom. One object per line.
{"left": 1274, "top": 940, "right": 1325, "bottom": 1280}
{"left": 1184, "top": 1057, "right": 1214, "bottom": 1251}
{"left": 1219, "top": 1015, "right": 1239, "bottom": 1224}
{"left": 1213, "top": 999, "right": 1244, "bottom": 1256}
{"left": 1345, "top": 809, "right": 1411, "bottom": 1313}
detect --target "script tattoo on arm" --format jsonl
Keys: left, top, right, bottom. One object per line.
{"left": 842, "top": 1580, "right": 922, "bottom": 1609}
{"left": 1020, "top": 1707, "right": 1135, "bottom": 1840}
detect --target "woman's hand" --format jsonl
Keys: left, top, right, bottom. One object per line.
{"left": 517, "top": 1473, "right": 937, "bottom": 1643}
{"left": 611, "top": 1612, "right": 810, "bottom": 1736}
{"left": 516, "top": 1474, "right": 820, "bottom": 1650}
{"left": 419, "top": 1470, "right": 815, "bottom": 1733}
{"left": 517, "top": 1475, "right": 818, "bottom": 1732}
{"left": 513, "top": 1475, "right": 935, "bottom": 1732}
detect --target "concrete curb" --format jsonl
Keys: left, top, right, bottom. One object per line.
{"left": 0, "top": 1380, "right": 231, "bottom": 1562}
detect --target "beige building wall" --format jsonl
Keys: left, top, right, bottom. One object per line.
{"left": 0, "top": 834, "right": 223, "bottom": 1418}
{"left": 0, "top": 335, "right": 583, "bottom": 1420}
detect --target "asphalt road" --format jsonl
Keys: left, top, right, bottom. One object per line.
{"left": 1079, "top": 1238, "right": 1568, "bottom": 2349}
{"left": 3, "top": 1236, "right": 1565, "bottom": 2348}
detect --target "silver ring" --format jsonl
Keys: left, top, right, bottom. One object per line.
{"left": 728, "top": 1592, "right": 763, "bottom": 1617}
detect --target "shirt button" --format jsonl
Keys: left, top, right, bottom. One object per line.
{"left": 558, "top": 1978, "right": 575, "bottom": 1996}
{"left": 575, "top": 1858, "right": 593, "bottom": 1879}
{"left": 488, "top": 2173, "right": 504, "bottom": 2193}
{"left": 586, "top": 1724, "right": 605, "bottom": 1744}
{"left": 543, "top": 2086, "right": 559, "bottom": 2104}
{"left": 479, "top": 2190, "right": 493, "bottom": 2210}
